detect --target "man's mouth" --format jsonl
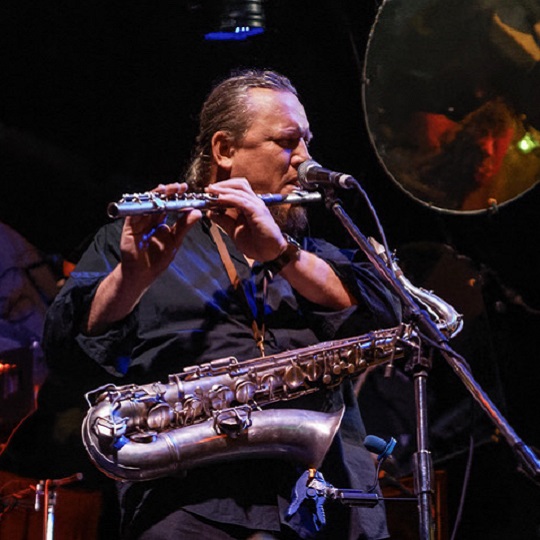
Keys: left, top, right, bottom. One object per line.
{"left": 282, "top": 180, "right": 301, "bottom": 193}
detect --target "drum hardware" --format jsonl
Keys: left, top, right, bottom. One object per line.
{"left": 0, "top": 472, "right": 83, "bottom": 540}
{"left": 362, "top": 0, "right": 540, "bottom": 214}
{"left": 34, "top": 473, "right": 84, "bottom": 540}
{"left": 0, "top": 347, "right": 35, "bottom": 443}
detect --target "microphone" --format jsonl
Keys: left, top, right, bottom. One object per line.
{"left": 297, "top": 160, "right": 356, "bottom": 190}
{"left": 364, "top": 435, "right": 398, "bottom": 494}
{"left": 364, "top": 435, "right": 397, "bottom": 462}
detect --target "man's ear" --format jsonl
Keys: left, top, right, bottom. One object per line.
{"left": 211, "top": 131, "right": 235, "bottom": 171}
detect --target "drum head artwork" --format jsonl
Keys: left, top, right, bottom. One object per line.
{"left": 362, "top": 0, "right": 540, "bottom": 213}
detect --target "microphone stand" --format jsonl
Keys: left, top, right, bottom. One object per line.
{"left": 318, "top": 185, "right": 540, "bottom": 540}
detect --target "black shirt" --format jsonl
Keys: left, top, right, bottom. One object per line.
{"left": 43, "top": 218, "right": 401, "bottom": 539}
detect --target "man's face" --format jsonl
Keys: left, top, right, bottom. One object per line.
{"left": 229, "top": 88, "right": 312, "bottom": 196}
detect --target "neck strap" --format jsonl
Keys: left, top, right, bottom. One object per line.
{"left": 209, "top": 222, "right": 266, "bottom": 357}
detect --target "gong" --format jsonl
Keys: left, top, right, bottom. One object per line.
{"left": 362, "top": 0, "right": 540, "bottom": 213}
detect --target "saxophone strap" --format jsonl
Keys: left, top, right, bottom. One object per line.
{"left": 209, "top": 222, "right": 266, "bottom": 357}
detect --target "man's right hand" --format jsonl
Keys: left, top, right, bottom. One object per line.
{"left": 85, "top": 182, "right": 201, "bottom": 335}
{"left": 120, "top": 183, "right": 202, "bottom": 287}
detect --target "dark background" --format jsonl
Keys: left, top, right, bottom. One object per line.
{"left": 1, "top": 1, "right": 540, "bottom": 538}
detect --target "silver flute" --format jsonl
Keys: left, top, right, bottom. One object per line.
{"left": 107, "top": 190, "right": 322, "bottom": 218}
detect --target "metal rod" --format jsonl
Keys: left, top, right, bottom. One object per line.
{"left": 413, "top": 369, "right": 436, "bottom": 540}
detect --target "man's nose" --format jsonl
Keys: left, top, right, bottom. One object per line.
{"left": 292, "top": 138, "right": 311, "bottom": 165}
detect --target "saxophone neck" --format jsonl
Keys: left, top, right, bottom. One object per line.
{"left": 368, "top": 237, "right": 463, "bottom": 338}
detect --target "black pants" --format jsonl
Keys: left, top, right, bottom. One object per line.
{"left": 132, "top": 509, "right": 302, "bottom": 540}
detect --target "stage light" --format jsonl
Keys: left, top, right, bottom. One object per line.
{"left": 204, "top": 0, "right": 265, "bottom": 41}
{"left": 517, "top": 132, "right": 540, "bottom": 154}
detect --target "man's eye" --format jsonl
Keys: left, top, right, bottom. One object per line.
{"left": 276, "top": 138, "right": 303, "bottom": 149}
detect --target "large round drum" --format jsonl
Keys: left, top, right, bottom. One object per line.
{"left": 362, "top": 0, "right": 540, "bottom": 213}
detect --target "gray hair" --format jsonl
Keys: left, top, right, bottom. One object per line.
{"left": 185, "top": 69, "right": 299, "bottom": 189}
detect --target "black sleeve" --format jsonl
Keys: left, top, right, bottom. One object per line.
{"left": 43, "top": 220, "right": 140, "bottom": 379}
{"left": 298, "top": 237, "right": 403, "bottom": 339}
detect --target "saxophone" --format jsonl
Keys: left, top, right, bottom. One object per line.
{"left": 82, "top": 237, "right": 463, "bottom": 482}
{"left": 368, "top": 237, "right": 463, "bottom": 338}
{"left": 82, "top": 325, "right": 412, "bottom": 481}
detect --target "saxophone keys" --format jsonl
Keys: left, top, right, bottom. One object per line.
{"left": 209, "top": 385, "right": 235, "bottom": 409}
{"left": 283, "top": 364, "right": 306, "bottom": 389}
{"left": 342, "top": 362, "right": 356, "bottom": 375}
{"left": 357, "top": 359, "right": 368, "bottom": 371}
{"left": 180, "top": 396, "right": 204, "bottom": 423}
{"left": 147, "top": 403, "right": 174, "bottom": 431}
{"left": 322, "top": 373, "right": 333, "bottom": 385}
{"left": 304, "top": 358, "right": 323, "bottom": 382}
{"left": 235, "top": 380, "right": 258, "bottom": 403}
{"left": 129, "top": 431, "right": 158, "bottom": 444}
{"left": 332, "top": 364, "right": 342, "bottom": 375}
{"left": 213, "top": 406, "right": 252, "bottom": 437}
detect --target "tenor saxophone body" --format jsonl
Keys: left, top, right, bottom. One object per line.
{"left": 82, "top": 326, "right": 411, "bottom": 481}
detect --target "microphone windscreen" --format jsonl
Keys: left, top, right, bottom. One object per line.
{"left": 297, "top": 159, "right": 320, "bottom": 180}
{"left": 364, "top": 435, "right": 388, "bottom": 454}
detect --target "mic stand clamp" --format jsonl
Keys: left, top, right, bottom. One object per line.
{"left": 286, "top": 469, "right": 384, "bottom": 532}
{"left": 286, "top": 467, "right": 417, "bottom": 532}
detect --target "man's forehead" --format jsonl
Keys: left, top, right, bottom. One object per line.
{"left": 246, "top": 88, "right": 309, "bottom": 127}
{"left": 247, "top": 87, "right": 303, "bottom": 110}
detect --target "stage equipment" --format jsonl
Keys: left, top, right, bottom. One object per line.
{"left": 298, "top": 159, "right": 356, "bottom": 189}
{"left": 204, "top": 0, "right": 265, "bottom": 41}
{"left": 34, "top": 473, "right": 84, "bottom": 540}
{"left": 107, "top": 189, "right": 322, "bottom": 218}
{"left": 285, "top": 436, "right": 415, "bottom": 533}
{"left": 0, "top": 472, "right": 85, "bottom": 540}
{"left": 0, "top": 347, "right": 35, "bottom": 442}
{"left": 362, "top": 0, "right": 540, "bottom": 213}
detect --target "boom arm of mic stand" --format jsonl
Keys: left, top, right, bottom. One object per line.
{"left": 326, "top": 196, "right": 540, "bottom": 482}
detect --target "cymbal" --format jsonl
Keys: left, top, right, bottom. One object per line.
{"left": 362, "top": 0, "right": 540, "bottom": 213}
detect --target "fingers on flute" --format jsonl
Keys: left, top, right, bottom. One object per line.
{"left": 152, "top": 182, "right": 190, "bottom": 196}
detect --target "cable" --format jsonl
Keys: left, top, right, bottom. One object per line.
{"left": 450, "top": 434, "right": 475, "bottom": 540}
